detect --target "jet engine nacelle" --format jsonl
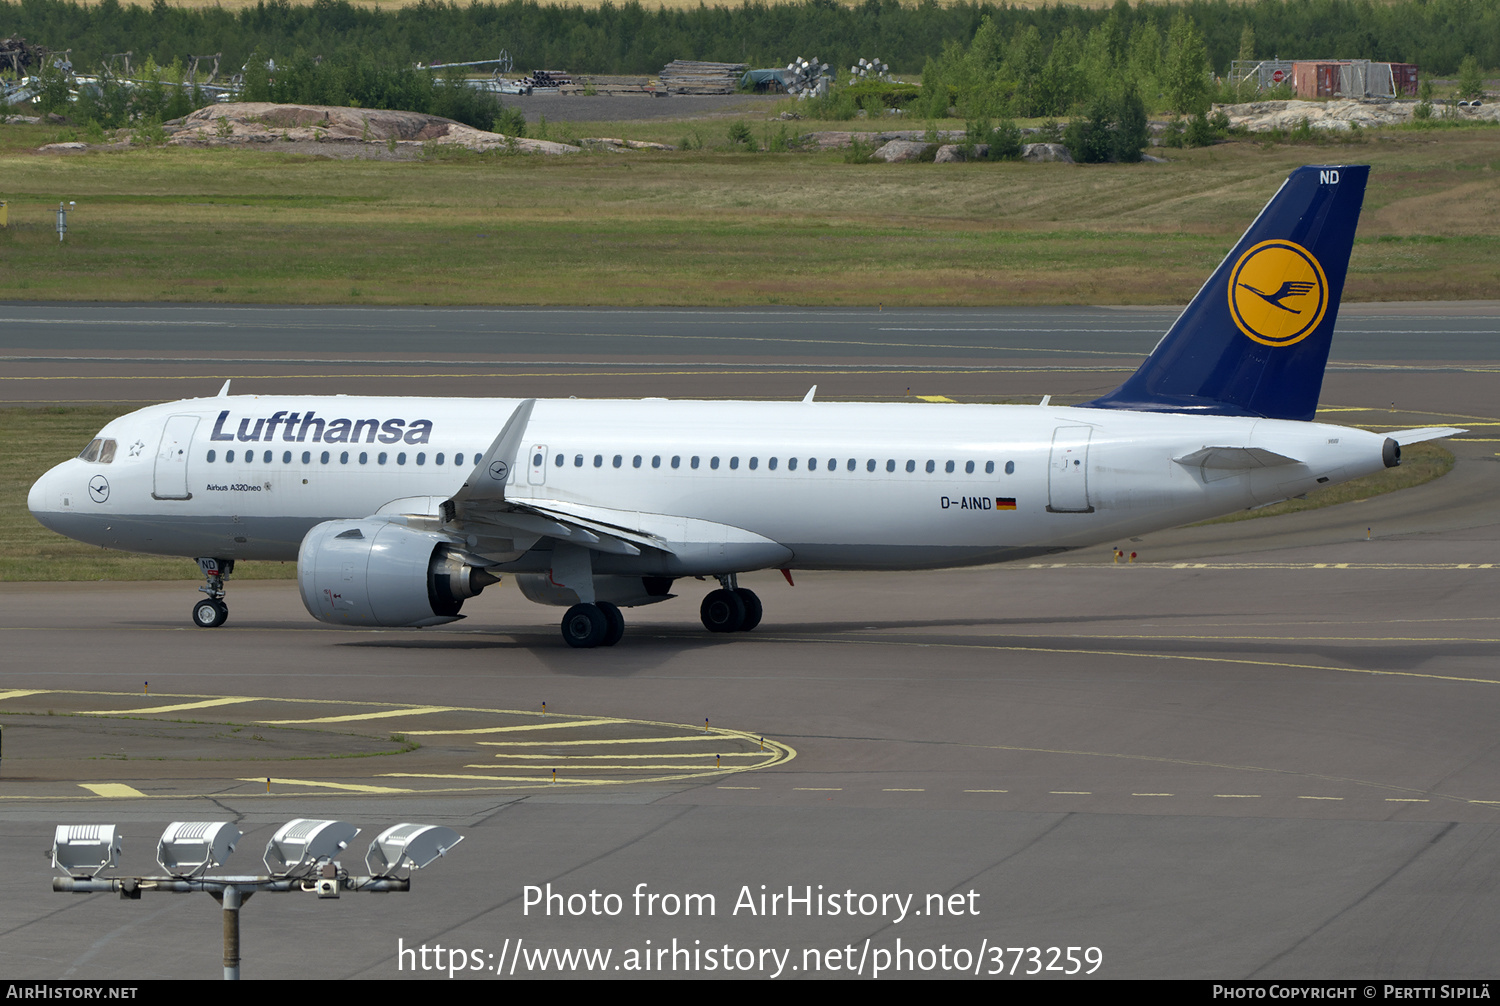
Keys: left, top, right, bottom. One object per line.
{"left": 298, "top": 519, "right": 498, "bottom": 627}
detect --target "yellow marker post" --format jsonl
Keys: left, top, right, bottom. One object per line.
{"left": 265, "top": 777, "right": 270, "bottom": 794}
{"left": 551, "top": 768, "right": 557, "bottom": 785}
{"left": 143, "top": 681, "right": 148, "bottom": 694}
{"left": 542, "top": 701, "right": 546, "bottom": 715}
{"left": 704, "top": 718, "right": 709, "bottom": 733}
{"left": 716, "top": 754, "right": 721, "bottom": 769}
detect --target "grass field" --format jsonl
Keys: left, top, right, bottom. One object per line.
{"left": 2, "top": 121, "right": 1499, "bottom": 306}
{"left": 70, "top": 0, "right": 1138, "bottom": 9}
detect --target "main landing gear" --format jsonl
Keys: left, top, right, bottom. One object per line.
{"left": 561, "top": 601, "right": 625, "bottom": 649}
{"left": 700, "top": 574, "right": 761, "bottom": 634}
{"left": 192, "top": 557, "right": 233, "bottom": 628}
{"left": 557, "top": 574, "right": 763, "bottom": 648}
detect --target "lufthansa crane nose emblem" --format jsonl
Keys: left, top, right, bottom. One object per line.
{"left": 88, "top": 475, "right": 110, "bottom": 503}
{"left": 488, "top": 460, "right": 510, "bottom": 482}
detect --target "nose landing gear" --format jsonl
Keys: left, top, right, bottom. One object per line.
{"left": 192, "top": 558, "right": 233, "bottom": 628}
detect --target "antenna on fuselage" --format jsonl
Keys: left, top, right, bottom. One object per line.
{"left": 216, "top": 380, "right": 231, "bottom": 397}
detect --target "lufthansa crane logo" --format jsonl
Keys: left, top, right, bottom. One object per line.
{"left": 88, "top": 475, "right": 110, "bottom": 503}
{"left": 1227, "top": 239, "right": 1329, "bottom": 347}
{"left": 488, "top": 460, "right": 510, "bottom": 482}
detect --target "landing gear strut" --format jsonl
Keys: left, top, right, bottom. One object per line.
{"left": 193, "top": 557, "right": 233, "bottom": 628}
{"left": 700, "top": 574, "right": 761, "bottom": 633}
{"left": 560, "top": 601, "right": 625, "bottom": 649}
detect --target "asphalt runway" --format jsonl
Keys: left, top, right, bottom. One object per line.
{"left": 0, "top": 304, "right": 1497, "bottom": 980}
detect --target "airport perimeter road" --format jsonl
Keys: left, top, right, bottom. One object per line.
{"left": 0, "top": 303, "right": 1497, "bottom": 980}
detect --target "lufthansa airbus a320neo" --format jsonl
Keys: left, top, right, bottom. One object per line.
{"left": 28, "top": 166, "right": 1462, "bottom": 647}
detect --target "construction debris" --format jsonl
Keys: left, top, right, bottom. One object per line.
{"left": 0, "top": 35, "right": 47, "bottom": 74}
{"left": 659, "top": 59, "right": 747, "bottom": 95}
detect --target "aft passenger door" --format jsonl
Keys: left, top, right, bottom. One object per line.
{"left": 1046, "top": 426, "right": 1094, "bottom": 513}
{"left": 528, "top": 443, "right": 548, "bottom": 486}
{"left": 152, "top": 415, "right": 199, "bottom": 500}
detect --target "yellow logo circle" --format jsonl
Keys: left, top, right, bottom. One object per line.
{"left": 1227, "top": 240, "right": 1328, "bottom": 347}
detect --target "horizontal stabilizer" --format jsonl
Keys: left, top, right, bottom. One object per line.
{"left": 1174, "top": 446, "right": 1302, "bottom": 470}
{"left": 1388, "top": 426, "right": 1467, "bottom": 446}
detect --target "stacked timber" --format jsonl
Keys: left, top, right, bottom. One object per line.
{"left": 659, "top": 60, "right": 748, "bottom": 94}
{"left": 522, "top": 70, "right": 573, "bottom": 88}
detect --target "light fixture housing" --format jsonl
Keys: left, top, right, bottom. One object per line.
{"left": 263, "top": 819, "right": 359, "bottom": 875}
{"left": 157, "top": 821, "right": 241, "bottom": 877}
{"left": 52, "top": 825, "right": 121, "bottom": 878}
{"left": 365, "top": 824, "right": 464, "bottom": 876}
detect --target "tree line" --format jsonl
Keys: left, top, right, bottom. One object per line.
{"left": 1, "top": 0, "right": 1496, "bottom": 82}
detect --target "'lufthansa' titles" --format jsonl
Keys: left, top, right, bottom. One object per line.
{"left": 209, "top": 410, "right": 433, "bottom": 445}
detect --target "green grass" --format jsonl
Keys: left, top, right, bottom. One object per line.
{"left": 2, "top": 122, "right": 1500, "bottom": 305}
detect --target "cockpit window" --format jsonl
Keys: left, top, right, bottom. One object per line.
{"left": 98, "top": 440, "right": 117, "bottom": 463}
{"left": 78, "top": 439, "right": 102, "bottom": 462}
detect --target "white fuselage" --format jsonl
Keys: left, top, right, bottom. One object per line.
{"left": 29, "top": 395, "right": 1392, "bottom": 576}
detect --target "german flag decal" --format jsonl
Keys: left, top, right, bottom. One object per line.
{"left": 996, "top": 498, "right": 1017, "bottom": 510}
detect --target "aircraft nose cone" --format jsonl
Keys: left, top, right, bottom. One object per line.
{"left": 28, "top": 464, "right": 63, "bottom": 531}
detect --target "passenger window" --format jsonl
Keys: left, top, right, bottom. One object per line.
{"left": 965, "top": 461, "right": 975, "bottom": 474}
{"left": 302, "top": 451, "right": 311, "bottom": 464}
{"left": 769, "top": 457, "right": 778, "bottom": 470}
{"left": 227, "top": 450, "right": 236, "bottom": 463}
{"left": 886, "top": 460, "right": 895, "bottom": 472}
{"left": 633, "top": 455, "right": 642, "bottom": 468}
{"left": 945, "top": 460, "right": 955, "bottom": 473}
{"left": 284, "top": 451, "right": 293, "bottom": 464}
{"left": 652, "top": 455, "right": 662, "bottom": 468}
{"left": 321, "top": 451, "right": 331, "bottom": 464}
{"left": 555, "top": 453, "right": 564, "bottom": 467}
{"left": 207, "top": 450, "right": 217, "bottom": 463}
{"left": 359, "top": 452, "right": 369, "bottom": 465}
{"left": 378, "top": 452, "right": 387, "bottom": 465}
{"left": 416, "top": 452, "right": 425, "bottom": 465}
{"left": 729, "top": 457, "right": 738, "bottom": 470}
{"left": 867, "top": 459, "right": 876, "bottom": 472}
{"left": 612, "top": 455, "right": 622, "bottom": 468}
{"left": 789, "top": 457, "right": 799, "bottom": 471}
{"left": 691, "top": 456, "right": 700, "bottom": 469}
{"left": 710, "top": 457, "right": 719, "bottom": 470}
{"left": 455, "top": 453, "right": 465, "bottom": 466}
{"left": 847, "top": 458, "right": 856, "bottom": 471}
{"left": 436, "top": 453, "right": 446, "bottom": 465}
{"left": 340, "top": 451, "right": 350, "bottom": 464}
{"left": 594, "top": 455, "right": 603, "bottom": 468}
{"left": 671, "top": 456, "right": 681, "bottom": 469}
{"left": 574, "top": 454, "right": 584, "bottom": 467}
{"left": 263, "top": 450, "right": 273, "bottom": 464}
{"left": 749, "top": 457, "right": 758, "bottom": 470}
{"left": 906, "top": 460, "right": 916, "bottom": 473}
{"left": 926, "top": 460, "right": 935, "bottom": 473}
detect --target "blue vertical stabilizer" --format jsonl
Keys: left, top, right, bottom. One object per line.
{"left": 1082, "top": 165, "right": 1368, "bottom": 421}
